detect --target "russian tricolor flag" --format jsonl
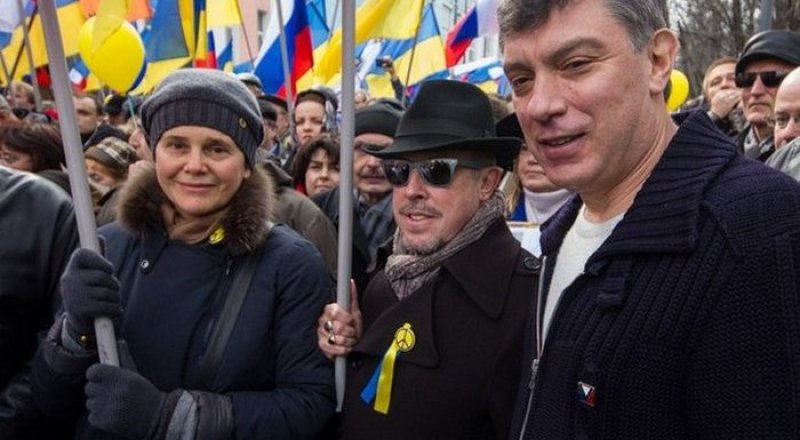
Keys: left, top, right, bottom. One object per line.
{"left": 445, "top": 0, "right": 498, "bottom": 67}
{"left": 253, "top": 0, "right": 313, "bottom": 96}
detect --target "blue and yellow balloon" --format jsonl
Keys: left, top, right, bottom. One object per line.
{"left": 666, "top": 69, "right": 689, "bottom": 112}
{"left": 78, "top": 17, "right": 146, "bottom": 94}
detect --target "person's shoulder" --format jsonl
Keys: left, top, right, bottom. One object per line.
{"left": 704, "top": 156, "right": 800, "bottom": 233}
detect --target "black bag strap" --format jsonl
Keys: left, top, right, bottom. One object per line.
{"left": 192, "top": 238, "right": 268, "bottom": 390}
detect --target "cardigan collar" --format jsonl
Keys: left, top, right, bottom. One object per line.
{"left": 541, "top": 111, "right": 739, "bottom": 264}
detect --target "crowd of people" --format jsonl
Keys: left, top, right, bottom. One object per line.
{"left": 1, "top": 0, "right": 800, "bottom": 438}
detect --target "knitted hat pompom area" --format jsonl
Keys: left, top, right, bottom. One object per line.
{"left": 139, "top": 69, "right": 264, "bottom": 167}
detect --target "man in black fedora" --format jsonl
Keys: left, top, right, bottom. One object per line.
{"left": 316, "top": 80, "right": 541, "bottom": 439}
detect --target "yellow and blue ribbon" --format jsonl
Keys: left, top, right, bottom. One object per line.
{"left": 360, "top": 323, "right": 416, "bottom": 415}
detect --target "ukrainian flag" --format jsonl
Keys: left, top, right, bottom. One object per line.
{"left": 364, "top": 4, "right": 446, "bottom": 98}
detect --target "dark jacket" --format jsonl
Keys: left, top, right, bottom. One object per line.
{"left": 262, "top": 160, "right": 338, "bottom": 276}
{"left": 511, "top": 111, "right": 800, "bottom": 439}
{"left": 312, "top": 186, "right": 395, "bottom": 292}
{"left": 0, "top": 168, "right": 78, "bottom": 438}
{"left": 32, "top": 168, "right": 335, "bottom": 439}
{"left": 343, "top": 218, "right": 540, "bottom": 439}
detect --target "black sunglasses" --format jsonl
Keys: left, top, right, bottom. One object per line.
{"left": 735, "top": 70, "right": 789, "bottom": 88}
{"left": 382, "top": 158, "right": 488, "bottom": 187}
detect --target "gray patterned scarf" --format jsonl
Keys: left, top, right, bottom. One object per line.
{"left": 385, "top": 192, "right": 505, "bottom": 300}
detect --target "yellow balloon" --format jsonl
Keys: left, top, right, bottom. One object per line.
{"left": 78, "top": 17, "right": 146, "bottom": 93}
{"left": 666, "top": 69, "right": 690, "bottom": 112}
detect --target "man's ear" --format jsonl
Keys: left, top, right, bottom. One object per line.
{"left": 648, "top": 29, "right": 679, "bottom": 97}
{"left": 479, "top": 167, "right": 504, "bottom": 200}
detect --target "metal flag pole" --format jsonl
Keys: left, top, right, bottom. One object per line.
{"left": 275, "top": 0, "right": 294, "bottom": 109}
{"left": 16, "top": 0, "right": 42, "bottom": 111}
{"left": 233, "top": 0, "right": 256, "bottom": 64}
{"left": 402, "top": 1, "right": 426, "bottom": 108}
{"left": 274, "top": 0, "right": 296, "bottom": 147}
{"left": 335, "top": 0, "right": 355, "bottom": 412}
{"left": 0, "top": 52, "right": 11, "bottom": 87}
{"left": 7, "top": 2, "right": 39, "bottom": 99}
{"left": 38, "top": 0, "right": 119, "bottom": 366}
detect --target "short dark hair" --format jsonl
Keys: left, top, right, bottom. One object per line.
{"left": 498, "top": 0, "right": 667, "bottom": 52}
{"left": 0, "top": 122, "right": 65, "bottom": 172}
{"left": 291, "top": 134, "right": 340, "bottom": 189}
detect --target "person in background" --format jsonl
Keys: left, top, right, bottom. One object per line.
{"left": 0, "top": 96, "right": 21, "bottom": 126}
{"left": 355, "top": 89, "right": 371, "bottom": 109}
{"left": 294, "top": 88, "right": 336, "bottom": 148}
{"left": 497, "top": 113, "right": 572, "bottom": 225}
{"left": 499, "top": 0, "right": 800, "bottom": 437}
{"left": 312, "top": 102, "right": 401, "bottom": 293}
{"left": 84, "top": 137, "right": 139, "bottom": 226}
{"left": 236, "top": 72, "right": 265, "bottom": 97}
{"left": 292, "top": 134, "right": 341, "bottom": 197}
{"left": 5, "top": 81, "right": 35, "bottom": 111}
{"left": 685, "top": 56, "right": 745, "bottom": 136}
{"left": 0, "top": 166, "right": 78, "bottom": 438}
{"left": 73, "top": 93, "right": 103, "bottom": 146}
{"left": 0, "top": 122, "right": 70, "bottom": 194}
{"left": 734, "top": 30, "right": 800, "bottom": 160}
{"left": 254, "top": 95, "right": 279, "bottom": 165}
{"left": 31, "top": 68, "right": 335, "bottom": 439}
{"left": 317, "top": 80, "right": 537, "bottom": 439}
{"left": 377, "top": 57, "right": 405, "bottom": 103}
{"left": 765, "top": 66, "right": 800, "bottom": 180}
{"left": 102, "top": 95, "right": 132, "bottom": 128}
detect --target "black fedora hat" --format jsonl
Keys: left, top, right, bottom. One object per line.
{"left": 365, "top": 80, "right": 521, "bottom": 170}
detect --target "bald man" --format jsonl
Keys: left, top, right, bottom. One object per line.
{"left": 765, "top": 67, "right": 800, "bottom": 180}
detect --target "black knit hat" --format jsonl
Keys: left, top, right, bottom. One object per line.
{"left": 736, "top": 30, "right": 800, "bottom": 74}
{"left": 355, "top": 103, "right": 402, "bottom": 138}
{"left": 140, "top": 69, "right": 264, "bottom": 166}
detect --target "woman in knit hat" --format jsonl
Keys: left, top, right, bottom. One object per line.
{"left": 84, "top": 137, "right": 138, "bottom": 226}
{"left": 32, "top": 69, "right": 335, "bottom": 439}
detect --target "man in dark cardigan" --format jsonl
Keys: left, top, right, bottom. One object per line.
{"left": 500, "top": 0, "right": 800, "bottom": 438}
{"left": 316, "top": 80, "right": 541, "bottom": 439}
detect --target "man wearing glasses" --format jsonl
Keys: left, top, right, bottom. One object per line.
{"left": 316, "top": 80, "right": 540, "bottom": 439}
{"left": 734, "top": 30, "right": 800, "bottom": 161}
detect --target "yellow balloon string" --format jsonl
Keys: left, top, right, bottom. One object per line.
{"left": 374, "top": 323, "right": 415, "bottom": 414}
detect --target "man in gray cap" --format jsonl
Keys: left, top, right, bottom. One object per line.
{"left": 312, "top": 102, "right": 403, "bottom": 292}
{"left": 734, "top": 29, "right": 800, "bottom": 160}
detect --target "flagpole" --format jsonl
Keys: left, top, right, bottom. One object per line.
{"left": 16, "top": 0, "right": 42, "bottom": 111}
{"left": 38, "top": 0, "right": 119, "bottom": 367}
{"left": 402, "top": 1, "right": 426, "bottom": 107}
{"left": 7, "top": 2, "right": 38, "bottom": 98}
{"left": 328, "top": 0, "right": 340, "bottom": 41}
{"left": 274, "top": 0, "right": 294, "bottom": 109}
{"left": 233, "top": 0, "right": 256, "bottom": 64}
{"left": 335, "top": 0, "right": 355, "bottom": 412}
{"left": 0, "top": 53, "right": 11, "bottom": 87}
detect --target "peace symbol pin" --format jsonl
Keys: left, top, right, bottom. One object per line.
{"left": 394, "top": 323, "right": 415, "bottom": 352}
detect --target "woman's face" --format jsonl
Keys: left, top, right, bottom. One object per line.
{"left": 294, "top": 101, "right": 326, "bottom": 146}
{"left": 85, "top": 158, "right": 124, "bottom": 190}
{"left": 154, "top": 125, "right": 250, "bottom": 219}
{"left": 304, "top": 148, "right": 340, "bottom": 196}
{"left": 0, "top": 144, "right": 35, "bottom": 172}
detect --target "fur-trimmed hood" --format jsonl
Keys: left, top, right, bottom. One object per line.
{"left": 116, "top": 164, "right": 275, "bottom": 255}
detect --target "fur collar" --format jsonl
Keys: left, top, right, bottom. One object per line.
{"left": 116, "top": 165, "right": 275, "bottom": 255}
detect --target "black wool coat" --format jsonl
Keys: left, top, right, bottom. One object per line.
{"left": 342, "top": 218, "right": 540, "bottom": 440}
